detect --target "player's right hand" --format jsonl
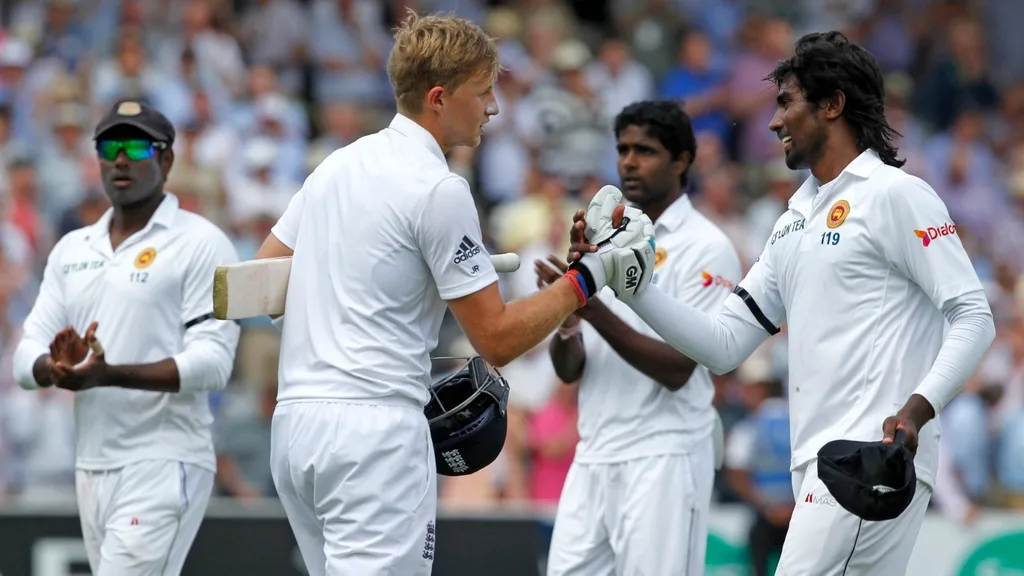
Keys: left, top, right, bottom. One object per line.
{"left": 569, "top": 211, "right": 655, "bottom": 299}
{"left": 536, "top": 255, "right": 583, "bottom": 326}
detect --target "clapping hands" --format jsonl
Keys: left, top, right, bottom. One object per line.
{"left": 48, "top": 322, "right": 108, "bottom": 391}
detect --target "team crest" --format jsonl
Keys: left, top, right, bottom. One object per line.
{"left": 654, "top": 247, "right": 668, "bottom": 269}
{"left": 827, "top": 200, "right": 850, "bottom": 229}
{"left": 134, "top": 247, "right": 157, "bottom": 269}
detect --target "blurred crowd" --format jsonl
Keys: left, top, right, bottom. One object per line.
{"left": 1, "top": 0, "right": 1023, "bottom": 549}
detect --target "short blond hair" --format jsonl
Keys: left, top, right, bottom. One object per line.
{"left": 387, "top": 11, "right": 500, "bottom": 116}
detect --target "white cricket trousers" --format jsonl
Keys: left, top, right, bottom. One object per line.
{"left": 774, "top": 458, "right": 932, "bottom": 575}
{"left": 546, "top": 435, "right": 715, "bottom": 576}
{"left": 75, "top": 459, "right": 213, "bottom": 576}
{"left": 270, "top": 400, "right": 437, "bottom": 576}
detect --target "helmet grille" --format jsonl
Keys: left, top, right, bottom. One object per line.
{"left": 425, "top": 375, "right": 476, "bottom": 420}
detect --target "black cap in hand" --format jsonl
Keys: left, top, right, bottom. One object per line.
{"left": 816, "top": 430, "right": 917, "bottom": 522}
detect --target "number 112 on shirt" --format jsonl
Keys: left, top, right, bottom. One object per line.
{"left": 821, "top": 231, "right": 840, "bottom": 246}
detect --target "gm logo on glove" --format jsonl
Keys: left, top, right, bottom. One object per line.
{"left": 624, "top": 266, "right": 640, "bottom": 290}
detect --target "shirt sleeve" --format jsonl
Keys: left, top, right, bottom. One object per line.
{"left": 878, "top": 176, "right": 985, "bottom": 308}
{"left": 912, "top": 289, "right": 995, "bottom": 414}
{"left": 624, "top": 219, "right": 779, "bottom": 375}
{"left": 672, "top": 235, "right": 744, "bottom": 316}
{"left": 414, "top": 175, "right": 499, "bottom": 300}
{"left": 723, "top": 241, "right": 786, "bottom": 336}
{"left": 172, "top": 227, "right": 242, "bottom": 394}
{"left": 12, "top": 239, "right": 69, "bottom": 390}
{"left": 626, "top": 282, "right": 770, "bottom": 376}
{"left": 270, "top": 180, "right": 308, "bottom": 250}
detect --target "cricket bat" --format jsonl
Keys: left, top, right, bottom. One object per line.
{"left": 212, "top": 253, "right": 521, "bottom": 320}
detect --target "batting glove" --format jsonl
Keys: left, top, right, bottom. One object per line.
{"left": 583, "top": 185, "right": 630, "bottom": 244}
{"left": 604, "top": 234, "right": 656, "bottom": 301}
{"left": 568, "top": 189, "right": 656, "bottom": 299}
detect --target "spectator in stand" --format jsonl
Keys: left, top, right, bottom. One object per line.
{"left": 528, "top": 381, "right": 579, "bottom": 505}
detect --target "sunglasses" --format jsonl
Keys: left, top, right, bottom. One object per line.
{"left": 96, "top": 139, "right": 168, "bottom": 162}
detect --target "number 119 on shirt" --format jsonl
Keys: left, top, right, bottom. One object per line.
{"left": 821, "top": 231, "right": 840, "bottom": 246}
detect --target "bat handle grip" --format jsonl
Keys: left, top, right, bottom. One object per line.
{"left": 490, "top": 253, "right": 520, "bottom": 273}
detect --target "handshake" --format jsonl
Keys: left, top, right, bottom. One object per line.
{"left": 563, "top": 185, "right": 657, "bottom": 303}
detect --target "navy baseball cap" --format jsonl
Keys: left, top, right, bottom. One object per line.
{"left": 816, "top": 430, "right": 917, "bottom": 522}
{"left": 94, "top": 100, "right": 176, "bottom": 144}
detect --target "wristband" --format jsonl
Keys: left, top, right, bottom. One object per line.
{"left": 567, "top": 262, "right": 598, "bottom": 298}
{"left": 563, "top": 271, "right": 588, "bottom": 308}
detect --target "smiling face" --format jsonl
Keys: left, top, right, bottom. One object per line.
{"left": 769, "top": 75, "right": 829, "bottom": 171}
{"left": 616, "top": 124, "right": 687, "bottom": 208}
{"left": 96, "top": 126, "right": 173, "bottom": 207}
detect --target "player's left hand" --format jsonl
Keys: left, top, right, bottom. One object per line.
{"left": 49, "top": 325, "right": 91, "bottom": 367}
{"left": 882, "top": 394, "right": 935, "bottom": 457}
{"left": 881, "top": 415, "right": 919, "bottom": 457}
{"left": 52, "top": 323, "right": 108, "bottom": 392}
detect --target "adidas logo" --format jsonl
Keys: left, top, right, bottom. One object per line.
{"left": 453, "top": 236, "right": 481, "bottom": 264}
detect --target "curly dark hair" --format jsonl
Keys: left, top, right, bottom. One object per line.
{"left": 614, "top": 100, "right": 698, "bottom": 187}
{"left": 767, "top": 31, "right": 905, "bottom": 168}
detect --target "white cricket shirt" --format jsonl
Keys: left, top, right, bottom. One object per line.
{"left": 270, "top": 114, "right": 499, "bottom": 408}
{"left": 727, "top": 149, "right": 985, "bottom": 488}
{"left": 12, "top": 194, "right": 241, "bottom": 472}
{"left": 575, "top": 195, "right": 741, "bottom": 463}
